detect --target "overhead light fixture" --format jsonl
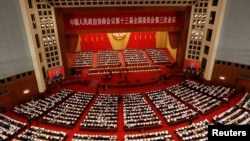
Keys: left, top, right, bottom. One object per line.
{"left": 23, "top": 89, "right": 30, "bottom": 94}
{"left": 219, "top": 76, "right": 225, "bottom": 80}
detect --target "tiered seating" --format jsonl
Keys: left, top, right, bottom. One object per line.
{"left": 97, "top": 50, "right": 121, "bottom": 68}
{"left": 182, "top": 80, "right": 235, "bottom": 101}
{"left": 146, "top": 48, "right": 170, "bottom": 64}
{"left": 146, "top": 89, "right": 198, "bottom": 124}
{"left": 0, "top": 113, "right": 26, "bottom": 141}
{"left": 13, "top": 89, "right": 73, "bottom": 120}
{"left": 80, "top": 94, "right": 118, "bottom": 131}
{"left": 213, "top": 106, "right": 250, "bottom": 125}
{"left": 236, "top": 92, "right": 250, "bottom": 111}
{"left": 167, "top": 84, "right": 222, "bottom": 114}
{"left": 13, "top": 126, "right": 66, "bottom": 141}
{"left": 123, "top": 49, "right": 149, "bottom": 66}
{"left": 72, "top": 134, "right": 117, "bottom": 141}
{"left": 42, "top": 91, "right": 94, "bottom": 128}
{"left": 175, "top": 119, "right": 210, "bottom": 141}
{"left": 72, "top": 51, "right": 93, "bottom": 68}
{"left": 205, "top": 85, "right": 235, "bottom": 101}
{"left": 125, "top": 130, "right": 174, "bottom": 141}
{"left": 123, "top": 93, "right": 162, "bottom": 130}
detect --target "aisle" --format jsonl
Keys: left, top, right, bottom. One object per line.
{"left": 92, "top": 52, "right": 98, "bottom": 68}
{"left": 142, "top": 50, "right": 153, "bottom": 65}
{"left": 117, "top": 50, "right": 126, "bottom": 67}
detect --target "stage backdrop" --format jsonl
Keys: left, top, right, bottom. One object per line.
{"left": 126, "top": 32, "right": 156, "bottom": 49}
{"left": 80, "top": 32, "right": 156, "bottom": 51}
{"left": 80, "top": 33, "right": 112, "bottom": 51}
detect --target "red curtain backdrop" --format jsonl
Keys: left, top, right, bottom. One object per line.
{"left": 168, "top": 32, "right": 179, "bottom": 49}
{"left": 65, "top": 35, "right": 79, "bottom": 53}
{"left": 126, "top": 32, "right": 156, "bottom": 49}
{"left": 80, "top": 33, "right": 112, "bottom": 51}
{"left": 80, "top": 32, "right": 156, "bottom": 51}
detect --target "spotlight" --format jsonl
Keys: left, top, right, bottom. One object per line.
{"left": 219, "top": 76, "right": 225, "bottom": 80}
{"left": 23, "top": 89, "right": 30, "bottom": 94}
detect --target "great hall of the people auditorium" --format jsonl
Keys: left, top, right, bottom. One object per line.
{"left": 0, "top": 0, "right": 250, "bottom": 141}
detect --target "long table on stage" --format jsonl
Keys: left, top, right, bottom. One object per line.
{"left": 98, "top": 77, "right": 159, "bottom": 89}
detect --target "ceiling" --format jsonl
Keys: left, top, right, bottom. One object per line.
{"left": 46, "top": 0, "right": 199, "bottom": 7}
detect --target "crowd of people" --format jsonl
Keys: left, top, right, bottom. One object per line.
{"left": 166, "top": 80, "right": 229, "bottom": 114}
{"left": 80, "top": 94, "right": 118, "bottom": 131}
{"left": 213, "top": 92, "right": 250, "bottom": 125}
{"left": 123, "top": 93, "right": 162, "bottom": 130}
{"left": 146, "top": 89, "right": 198, "bottom": 124}
{"left": 2, "top": 79, "right": 248, "bottom": 140}
{"left": 175, "top": 119, "right": 210, "bottom": 141}
{"left": 42, "top": 91, "right": 94, "bottom": 128}
{"left": 13, "top": 89, "right": 73, "bottom": 120}
{"left": 97, "top": 50, "right": 121, "bottom": 68}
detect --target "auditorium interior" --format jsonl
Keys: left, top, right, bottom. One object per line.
{"left": 0, "top": 0, "right": 250, "bottom": 141}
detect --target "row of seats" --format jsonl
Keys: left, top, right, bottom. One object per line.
{"left": 146, "top": 48, "right": 170, "bottom": 64}
{"left": 13, "top": 126, "right": 67, "bottom": 141}
{"left": 123, "top": 93, "right": 162, "bottom": 130}
{"left": 13, "top": 89, "right": 73, "bottom": 120}
{"left": 124, "top": 130, "right": 174, "bottom": 141}
{"left": 213, "top": 106, "right": 250, "bottom": 125}
{"left": 0, "top": 112, "right": 207, "bottom": 141}
{"left": 42, "top": 91, "right": 94, "bottom": 127}
{"left": 72, "top": 134, "right": 117, "bottom": 141}
{"left": 97, "top": 50, "right": 121, "bottom": 67}
{"left": 175, "top": 119, "right": 210, "bottom": 141}
{"left": 182, "top": 80, "right": 235, "bottom": 101}
{"left": 146, "top": 89, "right": 198, "bottom": 124}
{"left": 123, "top": 49, "right": 149, "bottom": 65}
{"left": 80, "top": 94, "right": 118, "bottom": 131}
{"left": 213, "top": 92, "right": 250, "bottom": 125}
{"left": 72, "top": 49, "right": 171, "bottom": 68}
{"left": 0, "top": 113, "right": 26, "bottom": 141}
{"left": 237, "top": 92, "right": 250, "bottom": 111}
{"left": 166, "top": 82, "right": 222, "bottom": 114}
{"left": 72, "top": 51, "right": 93, "bottom": 68}
{"left": 3, "top": 84, "right": 250, "bottom": 140}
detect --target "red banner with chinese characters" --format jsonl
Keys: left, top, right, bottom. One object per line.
{"left": 64, "top": 11, "right": 182, "bottom": 30}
